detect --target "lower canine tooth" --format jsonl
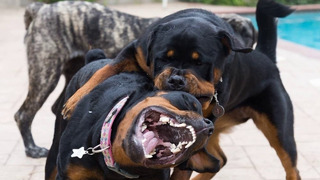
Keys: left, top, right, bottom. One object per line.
{"left": 145, "top": 154, "right": 153, "bottom": 158}
{"left": 170, "top": 144, "right": 176, "bottom": 150}
{"left": 141, "top": 123, "right": 147, "bottom": 132}
{"left": 171, "top": 148, "right": 181, "bottom": 154}
{"left": 150, "top": 148, "right": 156, "bottom": 155}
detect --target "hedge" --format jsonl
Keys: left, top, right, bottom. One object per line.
{"left": 179, "top": 0, "right": 319, "bottom": 6}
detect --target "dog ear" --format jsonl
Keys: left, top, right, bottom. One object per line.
{"left": 178, "top": 148, "right": 220, "bottom": 173}
{"left": 146, "top": 28, "right": 158, "bottom": 66}
{"left": 218, "top": 30, "right": 253, "bottom": 54}
{"left": 115, "top": 40, "right": 138, "bottom": 61}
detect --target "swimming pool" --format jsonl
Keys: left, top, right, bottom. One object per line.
{"left": 244, "top": 11, "right": 320, "bottom": 50}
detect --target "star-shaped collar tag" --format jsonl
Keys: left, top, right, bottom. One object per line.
{"left": 71, "top": 147, "right": 86, "bottom": 159}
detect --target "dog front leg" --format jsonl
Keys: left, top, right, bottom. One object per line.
{"left": 61, "top": 58, "right": 140, "bottom": 119}
{"left": 171, "top": 167, "right": 192, "bottom": 180}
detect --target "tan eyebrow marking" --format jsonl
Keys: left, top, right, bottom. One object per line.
{"left": 192, "top": 51, "right": 199, "bottom": 60}
{"left": 167, "top": 50, "right": 174, "bottom": 57}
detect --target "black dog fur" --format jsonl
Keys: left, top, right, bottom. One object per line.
{"left": 15, "top": 1, "right": 258, "bottom": 158}
{"left": 61, "top": 0, "right": 299, "bottom": 179}
{"left": 45, "top": 58, "right": 217, "bottom": 179}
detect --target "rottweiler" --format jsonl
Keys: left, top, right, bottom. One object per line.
{"left": 61, "top": 0, "right": 300, "bottom": 179}
{"left": 45, "top": 59, "right": 217, "bottom": 179}
{"left": 15, "top": 1, "right": 256, "bottom": 158}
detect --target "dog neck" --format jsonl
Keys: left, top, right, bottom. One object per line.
{"left": 100, "top": 95, "right": 140, "bottom": 179}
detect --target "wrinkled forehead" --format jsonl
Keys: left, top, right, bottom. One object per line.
{"left": 152, "top": 18, "right": 224, "bottom": 56}
{"left": 160, "top": 91, "right": 203, "bottom": 115}
{"left": 157, "top": 17, "right": 220, "bottom": 37}
{"left": 125, "top": 91, "right": 202, "bottom": 121}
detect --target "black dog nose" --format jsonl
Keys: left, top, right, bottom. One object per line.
{"left": 204, "top": 118, "right": 214, "bottom": 135}
{"left": 204, "top": 118, "right": 212, "bottom": 125}
{"left": 208, "top": 128, "right": 214, "bottom": 136}
{"left": 167, "top": 75, "right": 186, "bottom": 90}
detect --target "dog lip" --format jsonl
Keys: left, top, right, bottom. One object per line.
{"left": 196, "top": 126, "right": 214, "bottom": 136}
{"left": 133, "top": 106, "right": 197, "bottom": 166}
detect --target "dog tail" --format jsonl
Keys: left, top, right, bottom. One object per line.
{"left": 24, "top": 2, "right": 44, "bottom": 30}
{"left": 85, "top": 49, "right": 107, "bottom": 64}
{"left": 255, "top": 0, "right": 294, "bottom": 63}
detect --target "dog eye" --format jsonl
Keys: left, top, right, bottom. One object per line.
{"left": 195, "top": 60, "right": 202, "bottom": 66}
{"left": 157, "top": 57, "right": 169, "bottom": 62}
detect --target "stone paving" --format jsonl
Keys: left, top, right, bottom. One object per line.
{"left": 0, "top": 2, "right": 320, "bottom": 180}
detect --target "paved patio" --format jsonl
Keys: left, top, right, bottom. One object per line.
{"left": 0, "top": 2, "right": 320, "bottom": 180}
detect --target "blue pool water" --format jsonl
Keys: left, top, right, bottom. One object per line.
{"left": 245, "top": 11, "right": 320, "bottom": 50}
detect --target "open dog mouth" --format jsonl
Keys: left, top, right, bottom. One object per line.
{"left": 135, "top": 107, "right": 196, "bottom": 164}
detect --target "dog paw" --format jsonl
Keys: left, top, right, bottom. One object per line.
{"left": 25, "top": 146, "right": 48, "bottom": 158}
{"left": 61, "top": 98, "right": 77, "bottom": 119}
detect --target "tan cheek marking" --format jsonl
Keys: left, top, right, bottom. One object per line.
{"left": 154, "top": 68, "right": 172, "bottom": 90}
{"left": 213, "top": 68, "right": 222, "bottom": 84}
{"left": 167, "top": 50, "right": 174, "bottom": 57}
{"left": 192, "top": 51, "right": 199, "bottom": 60}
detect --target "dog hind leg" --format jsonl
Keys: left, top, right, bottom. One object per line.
{"left": 247, "top": 85, "right": 300, "bottom": 180}
{"left": 14, "top": 55, "right": 62, "bottom": 158}
{"left": 51, "top": 57, "right": 84, "bottom": 115}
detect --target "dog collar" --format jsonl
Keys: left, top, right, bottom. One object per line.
{"left": 212, "top": 91, "right": 225, "bottom": 118}
{"left": 100, "top": 95, "right": 129, "bottom": 167}
{"left": 71, "top": 95, "right": 139, "bottom": 179}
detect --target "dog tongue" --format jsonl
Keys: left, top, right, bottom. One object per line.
{"left": 144, "top": 131, "right": 155, "bottom": 143}
{"left": 143, "top": 131, "right": 157, "bottom": 155}
{"left": 145, "top": 138, "right": 159, "bottom": 155}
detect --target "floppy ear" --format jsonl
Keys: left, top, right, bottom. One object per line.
{"left": 218, "top": 30, "right": 253, "bottom": 54}
{"left": 178, "top": 148, "right": 220, "bottom": 173}
{"left": 115, "top": 40, "right": 138, "bottom": 62}
{"left": 146, "top": 28, "right": 158, "bottom": 66}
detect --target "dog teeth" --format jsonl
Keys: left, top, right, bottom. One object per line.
{"left": 185, "top": 125, "right": 196, "bottom": 148}
{"left": 159, "top": 116, "right": 170, "bottom": 123}
{"left": 172, "top": 123, "right": 186, "bottom": 127}
{"left": 185, "top": 141, "right": 193, "bottom": 149}
{"left": 150, "top": 149, "right": 156, "bottom": 155}
{"left": 169, "top": 142, "right": 183, "bottom": 154}
{"left": 159, "top": 115, "right": 188, "bottom": 128}
{"left": 142, "top": 118, "right": 197, "bottom": 158}
{"left": 141, "top": 123, "right": 147, "bottom": 132}
{"left": 181, "top": 141, "right": 188, "bottom": 146}
{"left": 171, "top": 148, "right": 181, "bottom": 154}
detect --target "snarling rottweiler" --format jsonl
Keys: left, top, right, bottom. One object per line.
{"left": 45, "top": 58, "right": 217, "bottom": 179}
{"left": 61, "top": 0, "right": 300, "bottom": 179}
{"left": 15, "top": 1, "right": 257, "bottom": 158}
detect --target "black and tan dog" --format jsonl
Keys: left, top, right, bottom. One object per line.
{"left": 15, "top": 1, "right": 257, "bottom": 158}
{"left": 61, "top": 0, "right": 300, "bottom": 179}
{"left": 45, "top": 57, "right": 216, "bottom": 179}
